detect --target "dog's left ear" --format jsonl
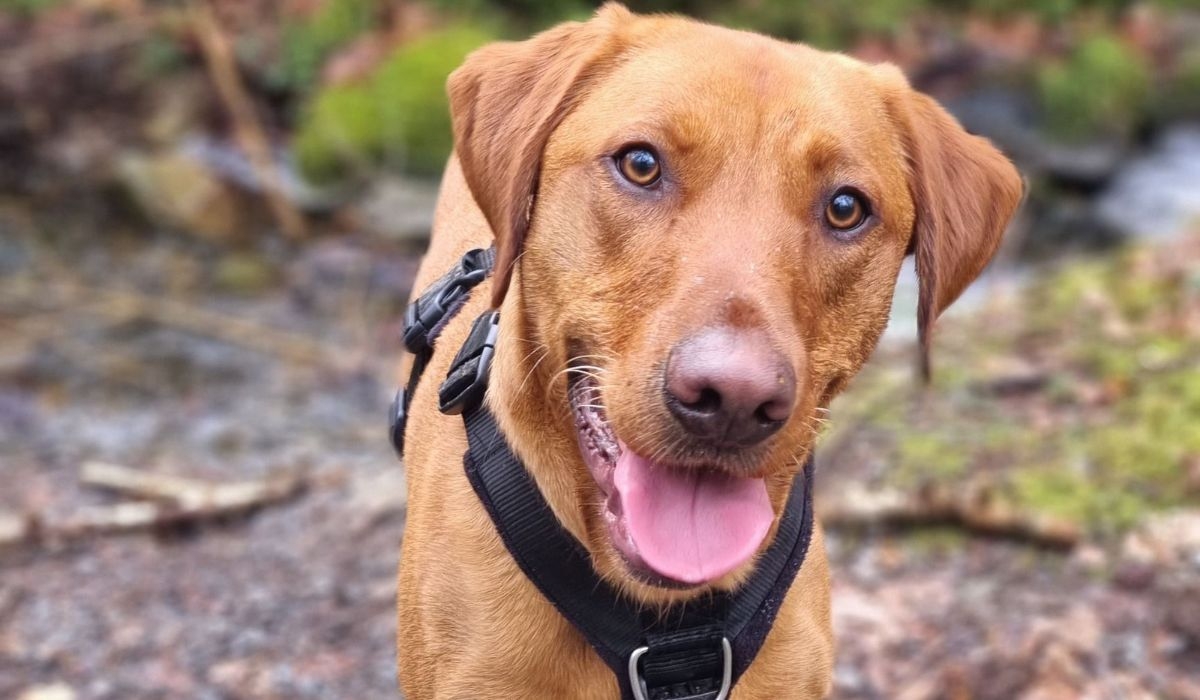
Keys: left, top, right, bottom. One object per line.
{"left": 881, "top": 66, "right": 1024, "bottom": 378}
{"left": 447, "top": 3, "right": 631, "bottom": 308}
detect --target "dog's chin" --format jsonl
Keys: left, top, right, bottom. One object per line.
{"left": 569, "top": 374, "right": 778, "bottom": 592}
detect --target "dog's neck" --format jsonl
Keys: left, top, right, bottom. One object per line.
{"left": 486, "top": 277, "right": 596, "bottom": 548}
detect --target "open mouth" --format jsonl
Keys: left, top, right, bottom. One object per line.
{"left": 569, "top": 372, "right": 775, "bottom": 587}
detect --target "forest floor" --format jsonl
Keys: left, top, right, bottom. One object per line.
{"left": 2, "top": 200, "right": 1199, "bottom": 699}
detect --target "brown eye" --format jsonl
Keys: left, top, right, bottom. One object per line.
{"left": 616, "top": 147, "right": 661, "bottom": 187}
{"left": 825, "top": 191, "right": 868, "bottom": 231}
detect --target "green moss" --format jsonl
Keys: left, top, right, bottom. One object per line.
{"left": 294, "top": 83, "right": 381, "bottom": 183}
{"left": 1003, "top": 364, "right": 1200, "bottom": 534}
{"left": 893, "top": 432, "right": 970, "bottom": 487}
{"left": 1025, "top": 258, "right": 1109, "bottom": 333}
{"left": 370, "top": 27, "right": 491, "bottom": 173}
{"left": 1090, "top": 367, "right": 1200, "bottom": 477}
{"left": 1037, "top": 33, "right": 1150, "bottom": 142}
{"left": 294, "top": 25, "right": 494, "bottom": 182}
{"left": 1009, "top": 466, "right": 1150, "bottom": 534}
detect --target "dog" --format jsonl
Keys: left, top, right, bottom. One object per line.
{"left": 397, "top": 4, "right": 1022, "bottom": 697}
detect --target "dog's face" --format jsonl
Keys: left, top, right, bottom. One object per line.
{"left": 449, "top": 5, "right": 1022, "bottom": 597}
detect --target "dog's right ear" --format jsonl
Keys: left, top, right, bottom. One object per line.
{"left": 875, "top": 64, "right": 1023, "bottom": 381}
{"left": 448, "top": 3, "right": 631, "bottom": 308}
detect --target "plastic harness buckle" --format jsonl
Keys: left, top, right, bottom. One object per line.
{"left": 402, "top": 248, "right": 491, "bottom": 354}
{"left": 438, "top": 310, "right": 501, "bottom": 415}
{"left": 390, "top": 247, "right": 494, "bottom": 457}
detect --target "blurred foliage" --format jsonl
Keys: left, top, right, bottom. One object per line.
{"left": 5, "top": 0, "right": 1198, "bottom": 182}
{"left": 0, "top": 0, "right": 64, "bottom": 15}
{"left": 1155, "top": 45, "right": 1200, "bottom": 121}
{"left": 281, "top": 0, "right": 1199, "bottom": 180}
{"left": 271, "top": 0, "right": 381, "bottom": 92}
{"left": 136, "top": 33, "right": 188, "bottom": 77}
{"left": 1036, "top": 32, "right": 1151, "bottom": 142}
{"left": 293, "top": 25, "right": 494, "bottom": 182}
{"left": 426, "top": 0, "right": 593, "bottom": 27}
{"left": 715, "top": 0, "right": 928, "bottom": 45}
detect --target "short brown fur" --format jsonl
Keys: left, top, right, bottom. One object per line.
{"left": 398, "top": 5, "right": 1021, "bottom": 697}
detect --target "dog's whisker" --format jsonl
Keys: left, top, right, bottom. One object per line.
{"left": 517, "top": 348, "right": 552, "bottom": 395}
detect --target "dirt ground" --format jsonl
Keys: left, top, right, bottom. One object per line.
{"left": 2, "top": 220, "right": 1199, "bottom": 699}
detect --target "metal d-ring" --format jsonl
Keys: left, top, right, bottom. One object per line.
{"left": 628, "top": 637, "right": 732, "bottom": 700}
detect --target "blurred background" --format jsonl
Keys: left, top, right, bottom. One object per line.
{"left": 1, "top": 0, "right": 1199, "bottom": 698}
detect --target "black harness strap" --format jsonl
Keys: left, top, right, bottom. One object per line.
{"left": 393, "top": 251, "right": 817, "bottom": 700}
{"left": 461, "top": 404, "right": 814, "bottom": 699}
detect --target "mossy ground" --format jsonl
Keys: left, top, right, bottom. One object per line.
{"left": 822, "top": 235, "right": 1200, "bottom": 538}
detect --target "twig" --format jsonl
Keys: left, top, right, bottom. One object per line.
{"left": 89, "top": 284, "right": 344, "bottom": 368}
{"left": 5, "top": 278, "right": 348, "bottom": 369}
{"left": 119, "top": 292, "right": 342, "bottom": 366}
{"left": 0, "top": 511, "right": 34, "bottom": 549}
{"left": 819, "top": 481, "right": 1081, "bottom": 549}
{"left": 189, "top": 1, "right": 307, "bottom": 240}
{"left": 81, "top": 461, "right": 304, "bottom": 510}
{"left": 1, "top": 464, "right": 308, "bottom": 549}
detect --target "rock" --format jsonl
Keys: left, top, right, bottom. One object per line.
{"left": 0, "top": 510, "right": 32, "bottom": 548}
{"left": 948, "top": 86, "right": 1128, "bottom": 189}
{"left": 1113, "top": 560, "right": 1158, "bottom": 591}
{"left": 17, "top": 684, "right": 76, "bottom": 700}
{"left": 354, "top": 175, "right": 438, "bottom": 244}
{"left": 1162, "top": 579, "right": 1200, "bottom": 645}
{"left": 1082, "top": 674, "right": 1156, "bottom": 699}
{"left": 1017, "top": 193, "right": 1127, "bottom": 260}
{"left": 1121, "top": 510, "right": 1200, "bottom": 570}
{"left": 1029, "top": 140, "right": 1127, "bottom": 189}
{"left": 1055, "top": 605, "right": 1103, "bottom": 656}
{"left": 1095, "top": 126, "right": 1200, "bottom": 241}
{"left": 347, "top": 468, "right": 407, "bottom": 534}
{"left": 117, "top": 149, "right": 246, "bottom": 244}
{"left": 178, "top": 135, "right": 346, "bottom": 212}
{"left": 1019, "top": 641, "right": 1087, "bottom": 700}
{"left": 1070, "top": 544, "right": 1108, "bottom": 574}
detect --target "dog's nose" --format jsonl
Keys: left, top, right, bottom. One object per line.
{"left": 664, "top": 327, "right": 796, "bottom": 447}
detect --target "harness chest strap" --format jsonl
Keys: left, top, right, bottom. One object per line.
{"left": 392, "top": 250, "right": 817, "bottom": 700}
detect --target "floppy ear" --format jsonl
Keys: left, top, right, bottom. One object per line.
{"left": 892, "top": 80, "right": 1024, "bottom": 379}
{"left": 447, "top": 3, "right": 631, "bottom": 308}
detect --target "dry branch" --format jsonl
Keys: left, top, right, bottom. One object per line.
{"left": 1, "top": 464, "right": 307, "bottom": 549}
{"left": 819, "top": 481, "right": 1081, "bottom": 549}
{"left": 81, "top": 461, "right": 304, "bottom": 511}
{"left": 0, "top": 511, "right": 34, "bottom": 549}
{"left": 5, "top": 278, "right": 349, "bottom": 370}
{"left": 91, "top": 285, "right": 344, "bottom": 368}
{"left": 190, "top": 1, "right": 307, "bottom": 240}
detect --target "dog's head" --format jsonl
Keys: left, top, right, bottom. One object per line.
{"left": 449, "top": 4, "right": 1022, "bottom": 598}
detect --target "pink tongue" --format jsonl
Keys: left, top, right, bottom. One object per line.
{"left": 613, "top": 446, "right": 773, "bottom": 585}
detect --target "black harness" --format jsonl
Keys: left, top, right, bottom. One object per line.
{"left": 390, "top": 249, "right": 816, "bottom": 700}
